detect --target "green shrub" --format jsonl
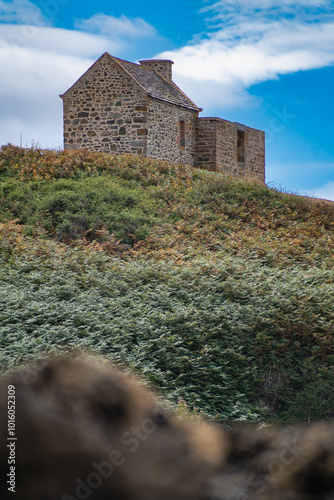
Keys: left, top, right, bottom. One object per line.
{"left": 0, "top": 176, "right": 156, "bottom": 245}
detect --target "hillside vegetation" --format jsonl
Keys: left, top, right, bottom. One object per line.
{"left": 1, "top": 144, "right": 333, "bottom": 424}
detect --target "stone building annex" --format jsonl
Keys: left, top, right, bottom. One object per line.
{"left": 60, "top": 53, "right": 265, "bottom": 181}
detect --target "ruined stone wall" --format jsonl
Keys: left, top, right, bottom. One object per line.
{"left": 195, "top": 117, "right": 265, "bottom": 181}
{"left": 194, "top": 119, "right": 217, "bottom": 171}
{"left": 216, "top": 120, "right": 239, "bottom": 177}
{"left": 244, "top": 127, "right": 265, "bottom": 182}
{"left": 147, "top": 101, "right": 197, "bottom": 166}
{"left": 61, "top": 57, "right": 149, "bottom": 155}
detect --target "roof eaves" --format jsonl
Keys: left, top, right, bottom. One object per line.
{"left": 148, "top": 95, "right": 199, "bottom": 112}
{"left": 169, "top": 80, "right": 202, "bottom": 112}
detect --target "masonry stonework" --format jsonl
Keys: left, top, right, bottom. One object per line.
{"left": 194, "top": 118, "right": 265, "bottom": 182}
{"left": 147, "top": 101, "right": 196, "bottom": 166}
{"left": 61, "top": 57, "right": 150, "bottom": 155}
{"left": 139, "top": 59, "right": 174, "bottom": 82}
{"left": 60, "top": 53, "right": 266, "bottom": 182}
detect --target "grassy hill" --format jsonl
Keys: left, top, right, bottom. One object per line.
{"left": 1, "top": 143, "right": 333, "bottom": 424}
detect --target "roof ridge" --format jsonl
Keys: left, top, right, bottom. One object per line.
{"left": 114, "top": 57, "right": 153, "bottom": 97}
{"left": 113, "top": 56, "right": 140, "bottom": 68}
{"left": 120, "top": 59, "right": 200, "bottom": 111}
{"left": 137, "top": 62, "right": 201, "bottom": 111}
{"left": 61, "top": 53, "right": 201, "bottom": 111}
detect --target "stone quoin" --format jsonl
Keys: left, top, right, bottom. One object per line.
{"left": 60, "top": 53, "right": 265, "bottom": 181}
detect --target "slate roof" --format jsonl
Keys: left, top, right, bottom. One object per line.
{"left": 114, "top": 56, "right": 200, "bottom": 112}
{"left": 60, "top": 53, "right": 201, "bottom": 112}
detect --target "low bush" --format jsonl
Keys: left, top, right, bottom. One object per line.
{"left": 0, "top": 175, "right": 157, "bottom": 245}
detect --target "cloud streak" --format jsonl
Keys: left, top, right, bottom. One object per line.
{"left": 0, "top": 0, "right": 45, "bottom": 25}
{"left": 165, "top": 21, "right": 334, "bottom": 85}
{"left": 75, "top": 13, "right": 157, "bottom": 39}
{"left": 156, "top": 0, "right": 334, "bottom": 109}
{"left": 0, "top": 24, "right": 117, "bottom": 54}
{"left": 203, "top": 0, "right": 333, "bottom": 23}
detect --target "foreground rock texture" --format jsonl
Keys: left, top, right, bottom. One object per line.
{"left": 1, "top": 354, "right": 333, "bottom": 500}
{"left": 60, "top": 53, "right": 265, "bottom": 182}
{"left": 0, "top": 354, "right": 224, "bottom": 500}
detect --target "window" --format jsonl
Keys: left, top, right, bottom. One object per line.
{"left": 237, "top": 129, "right": 245, "bottom": 164}
{"left": 179, "top": 121, "right": 186, "bottom": 148}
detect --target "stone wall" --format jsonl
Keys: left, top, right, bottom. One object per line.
{"left": 147, "top": 100, "right": 197, "bottom": 166}
{"left": 61, "top": 57, "right": 150, "bottom": 155}
{"left": 243, "top": 126, "right": 265, "bottom": 182}
{"left": 194, "top": 118, "right": 217, "bottom": 171}
{"left": 216, "top": 120, "right": 241, "bottom": 177}
{"left": 60, "top": 54, "right": 265, "bottom": 179}
{"left": 195, "top": 117, "right": 265, "bottom": 182}
{"left": 61, "top": 56, "right": 198, "bottom": 165}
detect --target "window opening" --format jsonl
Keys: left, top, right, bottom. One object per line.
{"left": 179, "top": 121, "right": 186, "bottom": 148}
{"left": 237, "top": 130, "right": 245, "bottom": 164}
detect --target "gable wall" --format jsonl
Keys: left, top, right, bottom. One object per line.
{"left": 61, "top": 56, "right": 149, "bottom": 155}
{"left": 147, "top": 100, "right": 197, "bottom": 166}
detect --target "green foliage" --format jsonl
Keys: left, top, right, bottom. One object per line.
{"left": 0, "top": 145, "right": 333, "bottom": 424}
{"left": 0, "top": 175, "right": 156, "bottom": 245}
{"left": 1, "top": 144, "right": 334, "bottom": 268}
{"left": 273, "top": 369, "right": 334, "bottom": 423}
{"left": 0, "top": 226, "right": 333, "bottom": 423}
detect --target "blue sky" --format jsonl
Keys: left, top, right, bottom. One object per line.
{"left": 1, "top": 1, "right": 334, "bottom": 200}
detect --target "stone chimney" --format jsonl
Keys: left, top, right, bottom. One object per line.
{"left": 139, "top": 59, "right": 174, "bottom": 82}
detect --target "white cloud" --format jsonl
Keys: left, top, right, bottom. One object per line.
{"left": 206, "top": 0, "right": 328, "bottom": 10}
{"left": 75, "top": 13, "right": 157, "bottom": 39}
{"left": 203, "top": 0, "right": 332, "bottom": 21}
{"left": 0, "top": 24, "right": 119, "bottom": 148}
{"left": 156, "top": 2, "right": 334, "bottom": 110}
{"left": 0, "top": 0, "right": 45, "bottom": 25}
{"left": 0, "top": 9, "right": 161, "bottom": 149}
{"left": 171, "top": 73, "right": 254, "bottom": 112}
{"left": 161, "top": 23, "right": 334, "bottom": 86}
{"left": 0, "top": 24, "right": 118, "bottom": 55}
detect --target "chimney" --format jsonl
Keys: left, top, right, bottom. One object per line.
{"left": 139, "top": 59, "right": 174, "bottom": 82}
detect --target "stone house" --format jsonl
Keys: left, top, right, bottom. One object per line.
{"left": 60, "top": 53, "right": 265, "bottom": 181}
